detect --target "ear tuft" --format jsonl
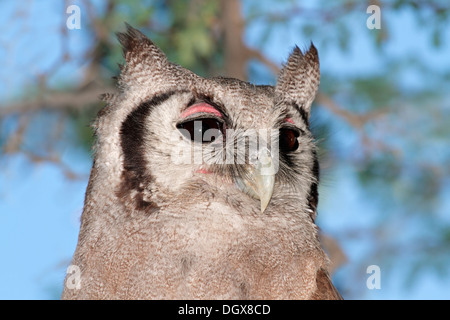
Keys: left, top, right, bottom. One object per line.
{"left": 116, "top": 23, "right": 152, "bottom": 57}
{"left": 115, "top": 23, "right": 171, "bottom": 91}
{"left": 275, "top": 43, "right": 320, "bottom": 115}
{"left": 305, "top": 42, "right": 319, "bottom": 65}
{"left": 99, "top": 92, "right": 116, "bottom": 103}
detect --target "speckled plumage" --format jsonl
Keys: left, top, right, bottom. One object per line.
{"left": 61, "top": 24, "right": 342, "bottom": 300}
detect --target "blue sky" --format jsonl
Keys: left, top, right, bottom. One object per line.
{"left": 1, "top": 1, "right": 449, "bottom": 299}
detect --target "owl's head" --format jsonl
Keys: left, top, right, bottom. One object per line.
{"left": 95, "top": 24, "right": 320, "bottom": 218}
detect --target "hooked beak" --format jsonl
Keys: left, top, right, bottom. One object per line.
{"left": 235, "top": 148, "right": 275, "bottom": 213}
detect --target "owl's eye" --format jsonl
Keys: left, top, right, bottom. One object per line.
{"left": 279, "top": 128, "right": 299, "bottom": 152}
{"left": 177, "top": 118, "right": 224, "bottom": 144}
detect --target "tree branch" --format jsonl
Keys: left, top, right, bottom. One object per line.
{"left": 315, "top": 92, "right": 386, "bottom": 129}
{"left": 245, "top": 46, "right": 280, "bottom": 75}
{"left": 0, "top": 82, "right": 110, "bottom": 117}
{"left": 220, "top": 0, "right": 247, "bottom": 80}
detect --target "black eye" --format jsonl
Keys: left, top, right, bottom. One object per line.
{"left": 279, "top": 128, "right": 299, "bottom": 152}
{"left": 177, "top": 118, "right": 224, "bottom": 144}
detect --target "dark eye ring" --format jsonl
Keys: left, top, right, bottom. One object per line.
{"left": 176, "top": 118, "right": 225, "bottom": 144}
{"left": 279, "top": 128, "right": 300, "bottom": 152}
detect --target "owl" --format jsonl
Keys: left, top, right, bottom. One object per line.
{"left": 61, "top": 24, "right": 342, "bottom": 300}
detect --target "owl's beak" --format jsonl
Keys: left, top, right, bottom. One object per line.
{"left": 235, "top": 147, "right": 275, "bottom": 213}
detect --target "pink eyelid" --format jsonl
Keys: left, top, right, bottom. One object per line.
{"left": 284, "top": 117, "right": 295, "bottom": 124}
{"left": 180, "top": 103, "right": 222, "bottom": 119}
